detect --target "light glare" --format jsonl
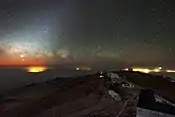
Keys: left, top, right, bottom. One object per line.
{"left": 26, "top": 66, "right": 47, "bottom": 73}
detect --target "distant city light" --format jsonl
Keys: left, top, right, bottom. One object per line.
{"left": 76, "top": 67, "right": 80, "bottom": 71}
{"left": 76, "top": 67, "right": 91, "bottom": 71}
{"left": 153, "top": 68, "right": 161, "bottom": 72}
{"left": 166, "top": 70, "right": 175, "bottom": 73}
{"left": 158, "top": 67, "right": 162, "bottom": 70}
{"left": 132, "top": 68, "right": 161, "bottom": 73}
{"left": 124, "top": 67, "right": 175, "bottom": 74}
{"left": 26, "top": 66, "right": 47, "bottom": 73}
{"left": 124, "top": 68, "right": 129, "bottom": 71}
{"left": 81, "top": 67, "right": 91, "bottom": 71}
{"left": 132, "top": 68, "right": 151, "bottom": 73}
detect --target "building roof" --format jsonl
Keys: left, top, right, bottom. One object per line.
{"left": 137, "top": 89, "right": 175, "bottom": 115}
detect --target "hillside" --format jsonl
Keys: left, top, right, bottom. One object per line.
{"left": 0, "top": 71, "right": 175, "bottom": 117}
{"left": 0, "top": 74, "right": 137, "bottom": 117}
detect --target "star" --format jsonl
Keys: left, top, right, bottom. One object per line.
{"left": 44, "top": 28, "right": 48, "bottom": 33}
{"left": 21, "top": 59, "right": 25, "bottom": 62}
{"left": 97, "top": 44, "right": 101, "bottom": 50}
{"left": 0, "top": 0, "right": 174, "bottom": 67}
{"left": 168, "top": 47, "right": 172, "bottom": 51}
{"left": 123, "top": 37, "right": 129, "bottom": 41}
{"left": 163, "top": 25, "right": 169, "bottom": 30}
{"left": 153, "top": 36, "right": 157, "bottom": 41}
{"left": 151, "top": 8, "right": 157, "bottom": 13}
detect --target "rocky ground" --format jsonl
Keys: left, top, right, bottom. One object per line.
{"left": 0, "top": 73, "right": 140, "bottom": 117}
{"left": 1, "top": 71, "right": 174, "bottom": 117}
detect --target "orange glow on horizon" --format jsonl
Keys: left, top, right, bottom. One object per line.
{"left": 26, "top": 66, "right": 48, "bottom": 73}
{"left": 0, "top": 58, "right": 46, "bottom": 66}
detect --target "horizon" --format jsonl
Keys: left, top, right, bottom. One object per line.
{"left": 0, "top": 0, "right": 174, "bottom": 116}
{"left": 0, "top": 65, "right": 175, "bottom": 94}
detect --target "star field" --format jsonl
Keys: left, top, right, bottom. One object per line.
{"left": 0, "top": 0, "right": 174, "bottom": 68}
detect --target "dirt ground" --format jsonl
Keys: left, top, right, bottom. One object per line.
{"left": 0, "top": 75, "right": 138, "bottom": 117}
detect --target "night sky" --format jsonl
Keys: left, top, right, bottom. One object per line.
{"left": 0, "top": 0, "right": 174, "bottom": 68}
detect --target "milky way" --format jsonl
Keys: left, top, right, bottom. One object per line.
{"left": 0, "top": 0, "right": 174, "bottom": 68}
